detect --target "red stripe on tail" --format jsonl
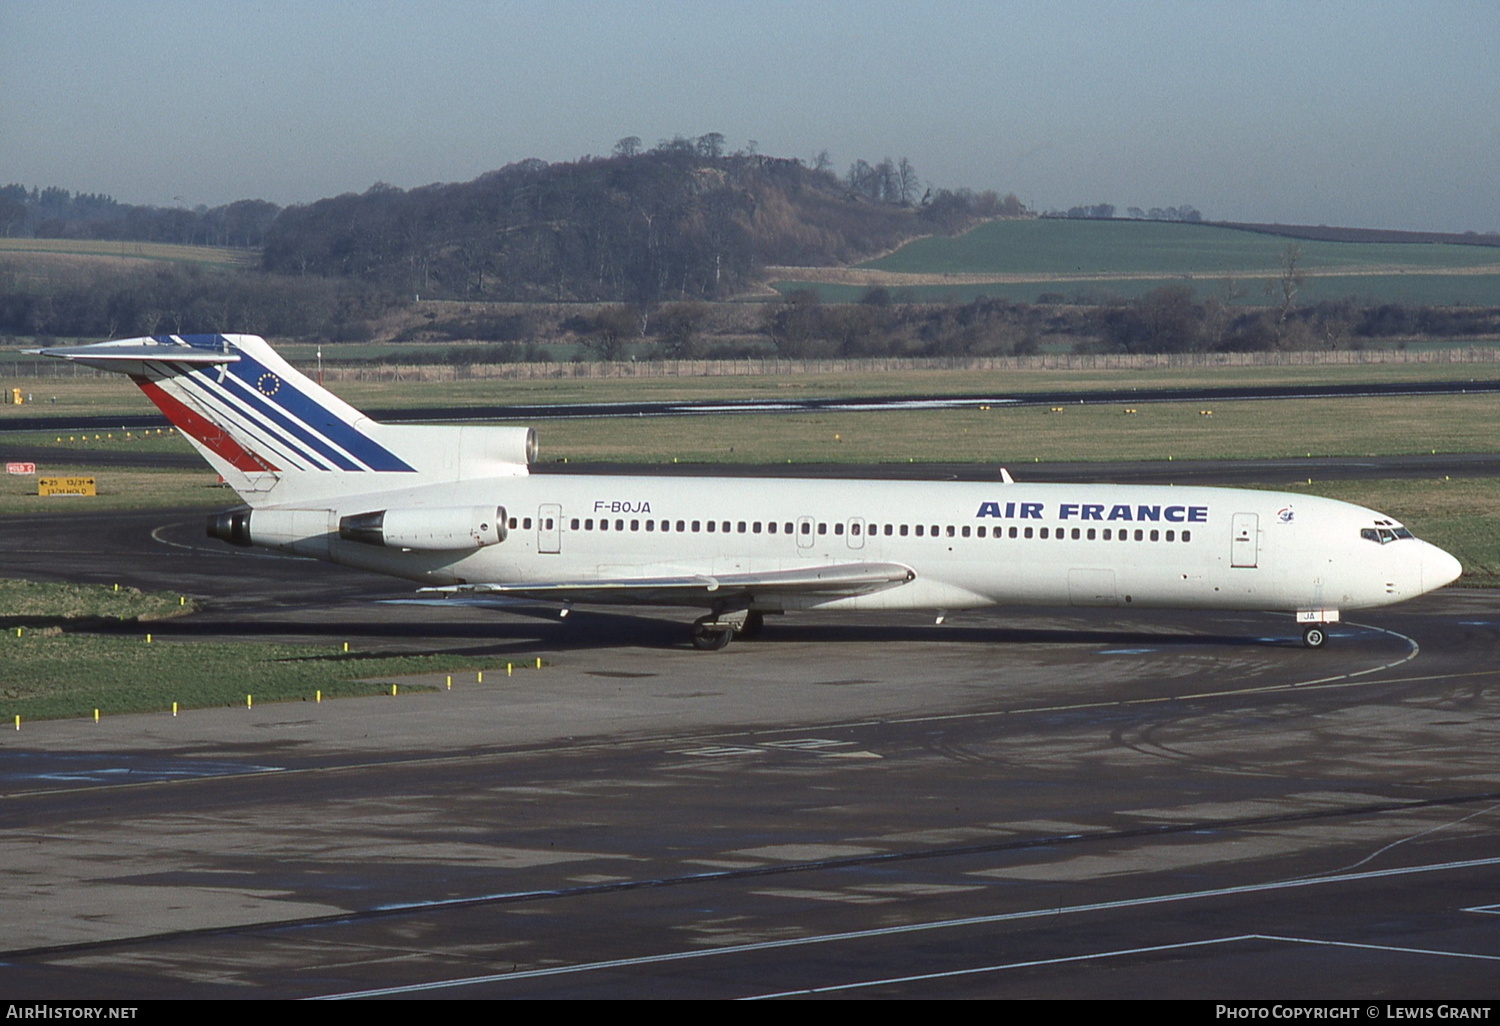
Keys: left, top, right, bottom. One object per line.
{"left": 133, "top": 378, "right": 279, "bottom": 473}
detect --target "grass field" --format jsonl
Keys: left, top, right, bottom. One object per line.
{"left": 5, "top": 392, "right": 1500, "bottom": 474}
{"left": 7, "top": 353, "right": 1500, "bottom": 423}
{"left": 772, "top": 219, "right": 1500, "bottom": 306}
{"left": 773, "top": 273, "right": 1500, "bottom": 308}
{"left": 0, "top": 581, "right": 543, "bottom": 722}
{"left": 531, "top": 394, "right": 1500, "bottom": 465}
{"left": 0, "top": 465, "right": 226, "bottom": 513}
{"left": 866, "top": 220, "right": 1500, "bottom": 276}
{"left": 0, "top": 237, "right": 255, "bottom": 269}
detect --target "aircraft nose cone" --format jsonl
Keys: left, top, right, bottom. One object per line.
{"left": 1425, "top": 544, "right": 1463, "bottom": 591}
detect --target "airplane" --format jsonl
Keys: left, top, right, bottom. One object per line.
{"left": 35, "top": 334, "right": 1462, "bottom": 650}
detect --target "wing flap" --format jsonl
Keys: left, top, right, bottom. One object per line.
{"left": 420, "top": 562, "right": 916, "bottom": 605}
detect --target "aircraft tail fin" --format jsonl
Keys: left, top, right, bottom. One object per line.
{"left": 35, "top": 334, "right": 535, "bottom": 505}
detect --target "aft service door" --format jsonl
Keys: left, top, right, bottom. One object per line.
{"left": 1231, "top": 512, "right": 1258, "bottom": 568}
{"left": 538, "top": 503, "right": 562, "bottom": 554}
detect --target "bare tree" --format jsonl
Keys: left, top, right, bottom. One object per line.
{"left": 696, "top": 133, "right": 726, "bottom": 158}
{"left": 613, "top": 136, "right": 642, "bottom": 158}
{"left": 897, "top": 157, "right": 920, "bottom": 206}
{"left": 1271, "top": 243, "right": 1304, "bottom": 347}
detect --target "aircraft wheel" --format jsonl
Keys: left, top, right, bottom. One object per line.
{"left": 691, "top": 618, "right": 733, "bottom": 651}
{"left": 1302, "top": 625, "right": 1327, "bottom": 649}
{"left": 737, "top": 610, "right": 765, "bottom": 640}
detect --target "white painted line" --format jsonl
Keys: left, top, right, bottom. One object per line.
{"left": 746, "top": 933, "right": 1500, "bottom": 998}
{"left": 313, "top": 854, "right": 1500, "bottom": 999}
{"left": 747, "top": 935, "right": 1260, "bottom": 998}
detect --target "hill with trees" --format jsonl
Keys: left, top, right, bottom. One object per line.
{"left": 259, "top": 138, "right": 1014, "bottom": 303}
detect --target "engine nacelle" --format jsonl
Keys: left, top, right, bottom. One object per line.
{"left": 207, "top": 507, "right": 332, "bottom": 556}
{"left": 339, "top": 506, "right": 507, "bottom": 551}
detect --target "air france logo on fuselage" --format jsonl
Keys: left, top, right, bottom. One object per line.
{"left": 1277, "top": 507, "right": 1295, "bottom": 523}
{"left": 975, "top": 501, "right": 1209, "bottom": 523}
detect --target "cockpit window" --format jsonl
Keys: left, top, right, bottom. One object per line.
{"left": 1362, "top": 525, "right": 1414, "bottom": 544}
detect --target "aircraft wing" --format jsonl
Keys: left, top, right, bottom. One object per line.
{"left": 420, "top": 561, "right": 916, "bottom": 605}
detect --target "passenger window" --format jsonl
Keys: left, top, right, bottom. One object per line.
{"left": 961, "top": 526, "right": 970, "bottom": 538}
{"left": 1102, "top": 529, "right": 1111, "bottom": 540}
{"left": 677, "top": 520, "right": 685, "bottom": 532}
{"left": 1009, "top": 526, "right": 1018, "bottom": 539}
{"left": 1134, "top": 529, "right": 1144, "bottom": 541}
{"left": 1087, "top": 528, "right": 1096, "bottom": 540}
{"left": 801, "top": 522, "right": 811, "bottom": 535}
{"left": 900, "top": 525, "right": 909, "bottom": 537}
{"left": 818, "top": 523, "right": 827, "bottom": 535}
{"left": 976, "top": 526, "right": 985, "bottom": 538}
{"left": 1165, "top": 530, "right": 1174, "bottom": 541}
{"left": 885, "top": 524, "right": 894, "bottom": 536}
{"left": 1040, "top": 528, "right": 1049, "bottom": 539}
{"left": 852, "top": 523, "right": 861, "bottom": 535}
{"left": 645, "top": 520, "right": 654, "bottom": 531}
{"left": 916, "top": 525, "right": 925, "bottom": 537}
{"left": 1182, "top": 530, "right": 1191, "bottom": 542}
{"left": 599, "top": 519, "right": 609, "bottom": 532}
{"left": 1024, "top": 527, "right": 1033, "bottom": 539}
{"left": 707, "top": 521, "right": 716, "bottom": 532}
{"left": 738, "top": 521, "right": 747, "bottom": 533}
{"left": 767, "top": 522, "right": 776, "bottom": 534}
{"left": 523, "top": 518, "right": 532, "bottom": 529}
{"left": 1071, "top": 528, "right": 1080, "bottom": 540}
{"left": 1150, "top": 529, "right": 1159, "bottom": 542}
{"left": 692, "top": 521, "right": 700, "bottom": 532}
{"left": 834, "top": 523, "right": 844, "bottom": 535}
{"left": 722, "top": 521, "right": 731, "bottom": 533}
{"left": 785, "top": 522, "right": 794, "bottom": 534}
{"left": 508, "top": 517, "right": 517, "bottom": 529}
{"left": 753, "top": 522, "right": 762, "bottom": 534}
{"left": 570, "top": 518, "right": 579, "bottom": 530}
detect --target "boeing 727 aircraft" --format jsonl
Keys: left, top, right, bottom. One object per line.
{"left": 37, "top": 334, "right": 1462, "bottom": 650}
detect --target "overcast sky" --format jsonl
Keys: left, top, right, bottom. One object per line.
{"left": 3, "top": 0, "right": 1496, "bottom": 232}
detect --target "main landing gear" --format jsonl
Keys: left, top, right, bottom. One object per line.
{"left": 690, "top": 610, "right": 764, "bottom": 650}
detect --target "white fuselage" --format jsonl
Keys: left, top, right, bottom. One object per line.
{"left": 264, "top": 474, "right": 1458, "bottom": 616}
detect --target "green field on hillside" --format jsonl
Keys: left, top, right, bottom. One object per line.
{"left": 775, "top": 273, "right": 1500, "bottom": 308}
{"left": 866, "top": 220, "right": 1500, "bottom": 276}
{"left": 773, "top": 219, "right": 1500, "bottom": 307}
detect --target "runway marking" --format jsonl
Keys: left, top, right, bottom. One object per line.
{"left": 150, "top": 518, "right": 304, "bottom": 559}
{"left": 745, "top": 933, "right": 1500, "bottom": 998}
{"left": 312, "top": 853, "right": 1500, "bottom": 999}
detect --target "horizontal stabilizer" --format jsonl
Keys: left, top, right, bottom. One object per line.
{"left": 421, "top": 562, "right": 916, "bottom": 605}
{"left": 31, "top": 339, "right": 238, "bottom": 371}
